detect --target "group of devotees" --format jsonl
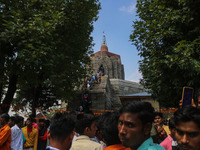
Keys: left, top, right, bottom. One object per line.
{"left": 0, "top": 101, "right": 200, "bottom": 150}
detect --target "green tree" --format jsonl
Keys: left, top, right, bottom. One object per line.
{"left": 131, "top": 0, "right": 200, "bottom": 107}
{"left": 0, "top": 0, "right": 100, "bottom": 114}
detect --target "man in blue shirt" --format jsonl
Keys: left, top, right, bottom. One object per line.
{"left": 118, "top": 101, "right": 165, "bottom": 150}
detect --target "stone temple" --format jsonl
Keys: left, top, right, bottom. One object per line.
{"left": 68, "top": 35, "right": 146, "bottom": 111}
{"left": 87, "top": 35, "right": 145, "bottom": 110}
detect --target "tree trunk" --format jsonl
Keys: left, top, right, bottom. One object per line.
{"left": 1, "top": 74, "right": 18, "bottom": 113}
{"left": 0, "top": 83, "right": 3, "bottom": 102}
{"left": 31, "top": 85, "right": 41, "bottom": 117}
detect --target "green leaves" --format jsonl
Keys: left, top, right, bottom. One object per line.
{"left": 131, "top": 0, "right": 200, "bottom": 107}
{"left": 0, "top": 0, "right": 100, "bottom": 111}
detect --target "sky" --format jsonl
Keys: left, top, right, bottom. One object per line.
{"left": 91, "top": 0, "right": 142, "bottom": 83}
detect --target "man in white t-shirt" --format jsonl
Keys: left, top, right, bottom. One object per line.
{"left": 11, "top": 116, "right": 24, "bottom": 150}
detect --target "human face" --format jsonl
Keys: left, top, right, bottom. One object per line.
{"left": 87, "top": 121, "right": 97, "bottom": 138}
{"left": 154, "top": 115, "right": 163, "bottom": 126}
{"left": 175, "top": 121, "right": 200, "bottom": 150}
{"left": 157, "top": 126, "right": 167, "bottom": 140}
{"left": 26, "top": 120, "right": 33, "bottom": 129}
{"left": 39, "top": 121, "right": 45, "bottom": 128}
{"left": 18, "top": 120, "right": 24, "bottom": 128}
{"left": 8, "top": 119, "right": 15, "bottom": 128}
{"left": 0, "top": 117, "right": 6, "bottom": 126}
{"left": 118, "top": 113, "right": 148, "bottom": 149}
{"left": 170, "top": 127, "right": 176, "bottom": 137}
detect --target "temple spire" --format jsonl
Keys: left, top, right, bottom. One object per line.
{"left": 102, "top": 32, "right": 107, "bottom": 45}
{"left": 101, "top": 33, "right": 108, "bottom": 52}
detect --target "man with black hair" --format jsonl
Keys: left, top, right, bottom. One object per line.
{"left": 8, "top": 116, "right": 16, "bottom": 128}
{"left": 22, "top": 118, "right": 38, "bottom": 150}
{"left": 11, "top": 115, "right": 24, "bottom": 150}
{"left": 0, "top": 113, "right": 11, "bottom": 150}
{"left": 154, "top": 112, "right": 170, "bottom": 135}
{"left": 46, "top": 112, "right": 75, "bottom": 150}
{"left": 70, "top": 113, "right": 103, "bottom": 150}
{"left": 99, "top": 112, "right": 130, "bottom": 150}
{"left": 160, "top": 117, "right": 179, "bottom": 150}
{"left": 118, "top": 101, "right": 165, "bottom": 150}
{"left": 152, "top": 125, "right": 168, "bottom": 144}
{"left": 38, "top": 119, "right": 48, "bottom": 150}
{"left": 174, "top": 105, "right": 200, "bottom": 150}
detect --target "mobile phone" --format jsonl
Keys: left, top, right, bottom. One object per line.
{"left": 182, "top": 87, "right": 193, "bottom": 107}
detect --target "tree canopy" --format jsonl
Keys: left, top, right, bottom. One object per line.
{"left": 131, "top": 0, "right": 200, "bottom": 107}
{"left": 0, "top": 0, "right": 100, "bottom": 114}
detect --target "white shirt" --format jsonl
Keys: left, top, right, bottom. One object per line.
{"left": 46, "top": 146, "right": 60, "bottom": 150}
{"left": 11, "top": 124, "right": 23, "bottom": 150}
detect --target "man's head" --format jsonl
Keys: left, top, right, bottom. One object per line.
{"left": 118, "top": 101, "right": 154, "bottom": 149}
{"left": 174, "top": 106, "right": 200, "bottom": 150}
{"left": 48, "top": 113, "right": 75, "bottom": 150}
{"left": 168, "top": 117, "right": 176, "bottom": 137}
{"left": 39, "top": 119, "right": 45, "bottom": 128}
{"left": 8, "top": 116, "right": 15, "bottom": 127}
{"left": 154, "top": 112, "right": 163, "bottom": 126}
{"left": 156, "top": 125, "right": 167, "bottom": 140}
{"left": 15, "top": 116, "right": 24, "bottom": 128}
{"left": 98, "top": 112, "right": 121, "bottom": 146}
{"left": 26, "top": 118, "right": 33, "bottom": 129}
{"left": 0, "top": 113, "right": 10, "bottom": 127}
{"left": 75, "top": 113, "right": 97, "bottom": 138}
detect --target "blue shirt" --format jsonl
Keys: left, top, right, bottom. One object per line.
{"left": 138, "top": 137, "right": 165, "bottom": 150}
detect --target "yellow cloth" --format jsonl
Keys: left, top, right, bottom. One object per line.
{"left": 22, "top": 126, "right": 38, "bottom": 150}
{"left": 163, "top": 125, "right": 170, "bottom": 135}
{"left": 0, "top": 124, "right": 11, "bottom": 150}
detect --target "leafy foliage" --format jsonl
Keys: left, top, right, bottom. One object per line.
{"left": 131, "top": 0, "right": 200, "bottom": 107}
{"left": 0, "top": 0, "right": 100, "bottom": 113}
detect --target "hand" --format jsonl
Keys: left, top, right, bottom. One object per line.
{"left": 198, "top": 97, "right": 200, "bottom": 107}
{"left": 179, "top": 98, "right": 196, "bottom": 108}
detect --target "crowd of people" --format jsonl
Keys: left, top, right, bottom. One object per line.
{"left": 85, "top": 71, "right": 105, "bottom": 90}
{"left": 0, "top": 101, "right": 200, "bottom": 150}
{"left": 85, "top": 65, "right": 105, "bottom": 90}
{"left": 0, "top": 114, "right": 49, "bottom": 150}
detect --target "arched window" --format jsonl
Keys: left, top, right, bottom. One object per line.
{"left": 98, "top": 64, "right": 104, "bottom": 76}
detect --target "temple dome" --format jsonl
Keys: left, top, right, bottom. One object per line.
{"left": 101, "top": 44, "right": 108, "bottom": 52}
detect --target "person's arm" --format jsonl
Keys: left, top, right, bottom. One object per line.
{"left": 38, "top": 130, "right": 47, "bottom": 141}
{"left": 179, "top": 99, "right": 196, "bottom": 108}
{"left": 33, "top": 130, "right": 38, "bottom": 150}
{"left": 0, "top": 127, "right": 11, "bottom": 146}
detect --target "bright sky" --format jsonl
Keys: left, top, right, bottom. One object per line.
{"left": 92, "top": 0, "right": 142, "bottom": 83}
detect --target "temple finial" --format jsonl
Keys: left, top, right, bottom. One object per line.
{"left": 102, "top": 31, "right": 107, "bottom": 45}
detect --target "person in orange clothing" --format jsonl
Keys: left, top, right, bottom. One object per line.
{"left": 0, "top": 113, "right": 11, "bottom": 150}
{"left": 97, "top": 112, "right": 130, "bottom": 150}
{"left": 22, "top": 118, "right": 38, "bottom": 150}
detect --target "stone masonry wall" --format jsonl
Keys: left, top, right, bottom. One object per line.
{"left": 91, "top": 55, "right": 124, "bottom": 80}
{"left": 89, "top": 76, "right": 145, "bottom": 110}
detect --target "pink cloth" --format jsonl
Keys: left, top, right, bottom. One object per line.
{"left": 32, "top": 122, "right": 39, "bottom": 132}
{"left": 160, "top": 135, "right": 172, "bottom": 150}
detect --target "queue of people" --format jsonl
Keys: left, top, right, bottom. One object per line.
{"left": 0, "top": 114, "right": 49, "bottom": 150}
{"left": 85, "top": 71, "right": 104, "bottom": 90}
{"left": 0, "top": 101, "right": 200, "bottom": 150}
